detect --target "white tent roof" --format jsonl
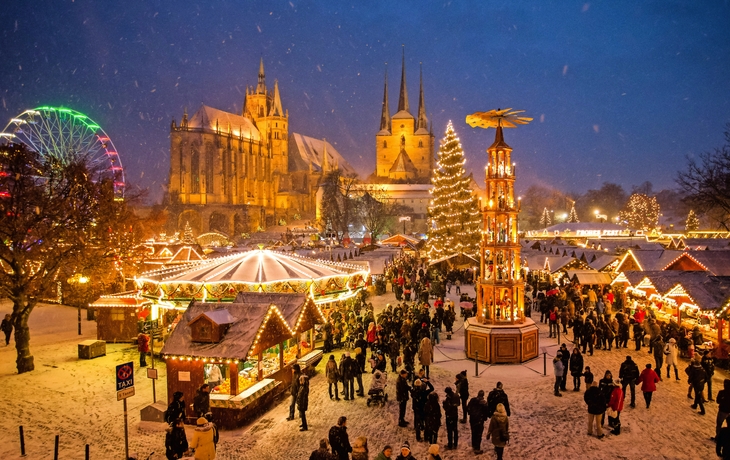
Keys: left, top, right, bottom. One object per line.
{"left": 143, "top": 249, "right": 349, "bottom": 284}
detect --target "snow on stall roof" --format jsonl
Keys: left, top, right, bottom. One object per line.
{"left": 201, "top": 309, "right": 236, "bottom": 325}
{"left": 161, "top": 293, "right": 307, "bottom": 359}
{"left": 141, "top": 249, "right": 352, "bottom": 284}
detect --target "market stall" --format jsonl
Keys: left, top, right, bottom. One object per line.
{"left": 89, "top": 292, "right": 161, "bottom": 342}
{"left": 161, "top": 292, "right": 325, "bottom": 428}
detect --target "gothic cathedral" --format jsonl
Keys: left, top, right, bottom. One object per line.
{"left": 374, "top": 54, "right": 434, "bottom": 183}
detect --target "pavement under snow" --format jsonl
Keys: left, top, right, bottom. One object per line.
{"left": 0, "top": 286, "right": 721, "bottom": 459}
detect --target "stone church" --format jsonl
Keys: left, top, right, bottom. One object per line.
{"left": 166, "top": 59, "right": 355, "bottom": 237}
{"left": 374, "top": 54, "right": 435, "bottom": 183}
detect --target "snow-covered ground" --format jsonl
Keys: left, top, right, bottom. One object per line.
{"left": 0, "top": 287, "right": 722, "bottom": 460}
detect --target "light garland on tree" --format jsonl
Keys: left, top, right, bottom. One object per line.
{"left": 686, "top": 209, "right": 699, "bottom": 232}
{"left": 619, "top": 193, "right": 660, "bottom": 231}
{"left": 426, "top": 121, "right": 481, "bottom": 260}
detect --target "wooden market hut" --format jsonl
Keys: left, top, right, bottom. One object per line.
{"left": 161, "top": 292, "right": 325, "bottom": 428}
{"left": 89, "top": 292, "right": 153, "bottom": 342}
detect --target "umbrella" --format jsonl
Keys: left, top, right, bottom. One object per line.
{"left": 460, "top": 301, "right": 473, "bottom": 309}
{"left": 546, "top": 289, "right": 559, "bottom": 296}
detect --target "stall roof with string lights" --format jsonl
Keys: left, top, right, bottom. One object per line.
{"left": 135, "top": 248, "right": 369, "bottom": 305}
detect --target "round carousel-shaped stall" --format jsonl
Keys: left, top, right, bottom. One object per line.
{"left": 135, "top": 249, "right": 369, "bottom": 428}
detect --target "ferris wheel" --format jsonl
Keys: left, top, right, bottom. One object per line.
{"left": 0, "top": 106, "right": 125, "bottom": 199}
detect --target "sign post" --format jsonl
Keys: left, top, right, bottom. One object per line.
{"left": 116, "top": 362, "right": 135, "bottom": 460}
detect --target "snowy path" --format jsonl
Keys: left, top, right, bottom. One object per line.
{"left": 0, "top": 291, "right": 723, "bottom": 459}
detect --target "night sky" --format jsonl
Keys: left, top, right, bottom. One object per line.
{"left": 1, "top": 1, "right": 729, "bottom": 202}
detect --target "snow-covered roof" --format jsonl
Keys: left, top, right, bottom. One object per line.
{"left": 142, "top": 249, "right": 348, "bottom": 284}
{"left": 389, "top": 148, "right": 418, "bottom": 175}
{"left": 289, "top": 133, "right": 357, "bottom": 175}
{"left": 664, "top": 251, "right": 730, "bottom": 276}
{"left": 187, "top": 105, "right": 260, "bottom": 141}
{"left": 161, "top": 293, "right": 305, "bottom": 359}
{"left": 565, "top": 270, "right": 614, "bottom": 285}
{"left": 200, "top": 309, "right": 236, "bottom": 325}
{"left": 616, "top": 249, "right": 684, "bottom": 272}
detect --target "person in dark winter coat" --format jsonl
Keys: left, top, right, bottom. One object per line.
{"left": 467, "top": 390, "right": 489, "bottom": 454}
{"left": 310, "top": 439, "right": 337, "bottom": 460}
{"left": 619, "top": 356, "right": 640, "bottom": 408}
{"left": 569, "top": 348, "right": 584, "bottom": 391}
{"left": 687, "top": 358, "right": 707, "bottom": 415}
{"left": 165, "top": 418, "right": 189, "bottom": 460}
{"left": 599, "top": 370, "right": 615, "bottom": 407}
{"left": 329, "top": 416, "right": 353, "bottom": 460}
{"left": 396, "top": 369, "right": 411, "bottom": 427}
{"left": 165, "top": 391, "right": 186, "bottom": 424}
{"left": 395, "top": 441, "right": 416, "bottom": 460}
{"left": 583, "top": 366, "right": 594, "bottom": 386}
{"left": 717, "top": 426, "right": 730, "bottom": 460}
{"left": 354, "top": 347, "right": 366, "bottom": 397}
{"left": 455, "top": 371, "right": 469, "bottom": 423}
{"left": 582, "top": 319, "right": 595, "bottom": 356}
{"left": 702, "top": 350, "right": 716, "bottom": 402}
{"left": 411, "top": 378, "right": 435, "bottom": 441}
{"left": 1, "top": 314, "right": 12, "bottom": 345}
{"left": 341, "top": 353, "right": 356, "bottom": 400}
{"left": 584, "top": 381, "right": 605, "bottom": 438}
{"left": 442, "top": 386, "right": 460, "bottom": 449}
{"left": 297, "top": 375, "right": 310, "bottom": 431}
{"left": 193, "top": 384, "right": 211, "bottom": 417}
{"left": 714, "top": 379, "right": 730, "bottom": 442}
{"left": 287, "top": 364, "right": 302, "bottom": 421}
{"left": 423, "top": 392, "right": 442, "bottom": 444}
{"left": 487, "top": 382, "right": 511, "bottom": 417}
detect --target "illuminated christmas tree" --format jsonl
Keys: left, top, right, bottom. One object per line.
{"left": 686, "top": 209, "right": 700, "bottom": 232}
{"left": 427, "top": 121, "right": 481, "bottom": 259}
{"left": 540, "top": 207, "right": 552, "bottom": 227}
{"left": 182, "top": 221, "right": 195, "bottom": 244}
{"left": 567, "top": 204, "right": 579, "bottom": 223}
{"left": 619, "top": 193, "right": 660, "bottom": 231}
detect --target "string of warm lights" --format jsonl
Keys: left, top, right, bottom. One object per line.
{"left": 427, "top": 121, "right": 481, "bottom": 260}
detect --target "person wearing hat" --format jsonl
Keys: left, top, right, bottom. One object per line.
{"left": 190, "top": 416, "right": 216, "bottom": 460}
{"left": 664, "top": 337, "right": 680, "bottom": 381}
{"left": 287, "top": 364, "right": 302, "bottom": 421}
{"left": 411, "top": 378, "right": 435, "bottom": 442}
{"left": 137, "top": 332, "right": 150, "bottom": 367}
{"left": 607, "top": 378, "right": 624, "bottom": 434}
{"left": 426, "top": 443, "right": 442, "bottom": 460}
{"left": 394, "top": 441, "right": 415, "bottom": 460}
{"left": 193, "top": 384, "right": 211, "bottom": 418}
{"left": 418, "top": 336, "right": 433, "bottom": 379}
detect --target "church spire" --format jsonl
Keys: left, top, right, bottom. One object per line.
{"left": 256, "top": 57, "right": 266, "bottom": 94}
{"left": 269, "top": 79, "right": 284, "bottom": 116}
{"left": 416, "top": 63, "right": 428, "bottom": 131}
{"left": 397, "top": 46, "right": 409, "bottom": 113}
{"left": 379, "top": 66, "right": 391, "bottom": 132}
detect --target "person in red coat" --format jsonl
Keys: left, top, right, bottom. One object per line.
{"left": 137, "top": 333, "right": 150, "bottom": 367}
{"left": 637, "top": 363, "right": 660, "bottom": 409}
{"left": 607, "top": 379, "right": 624, "bottom": 434}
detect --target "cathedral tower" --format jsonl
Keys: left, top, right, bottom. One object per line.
{"left": 375, "top": 51, "right": 434, "bottom": 182}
